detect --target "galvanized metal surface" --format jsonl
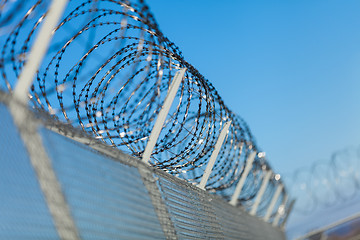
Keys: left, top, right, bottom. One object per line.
{"left": 0, "top": 94, "right": 286, "bottom": 239}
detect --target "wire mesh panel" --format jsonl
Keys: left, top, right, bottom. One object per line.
{"left": 39, "top": 128, "right": 166, "bottom": 240}
{"left": 245, "top": 215, "right": 285, "bottom": 240}
{"left": 156, "top": 176, "right": 224, "bottom": 239}
{"left": 0, "top": 102, "right": 59, "bottom": 240}
{"left": 211, "top": 197, "right": 253, "bottom": 240}
{"left": 0, "top": 93, "right": 286, "bottom": 239}
{"left": 156, "top": 170, "right": 286, "bottom": 240}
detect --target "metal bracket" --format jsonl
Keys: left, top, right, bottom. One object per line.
{"left": 14, "top": 0, "right": 69, "bottom": 104}
{"left": 230, "top": 151, "right": 256, "bottom": 206}
{"left": 250, "top": 170, "right": 272, "bottom": 215}
{"left": 141, "top": 68, "right": 186, "bottom": 164}
{"left": 264, "top": 184, "right": 283, "bottom": 221}
{"left": 198, "top": 121, "right": 231, "bottom": 190}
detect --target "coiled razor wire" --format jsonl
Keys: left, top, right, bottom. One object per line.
{"left": 284, "top": 145, "right": 360, "bottom": 215}
{"left": 0, "top": 0, "right": 284, "bottom": 205}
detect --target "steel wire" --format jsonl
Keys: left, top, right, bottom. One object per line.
{"left": 0, "top": 0, "right": 280, "bottom": 203}
{"left": 284, "top": 146, "right": 360, "bottom": 214}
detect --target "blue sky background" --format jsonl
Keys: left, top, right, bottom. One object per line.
{"left": 146, "top": 0, "right": 360, "bottom": 175}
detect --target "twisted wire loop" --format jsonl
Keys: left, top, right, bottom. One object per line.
{"left": 285, "top": 146, "right": 360, "bottom": 215}
{"left": 0, "top": 0, "right": 282, "bottom": 203}
{"left": 0, "top": 0, "right": 43, "bottom": 30}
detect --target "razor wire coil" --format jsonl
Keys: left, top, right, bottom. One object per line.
{"left": 0, "top": 0, "right": 284, "bottom": 209}
{"left": 284, "top": 146, "right": 360, "bottom": 214}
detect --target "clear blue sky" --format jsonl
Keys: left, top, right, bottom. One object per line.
{"left": 146, "top": 0, "right": 360, "bottom": 175}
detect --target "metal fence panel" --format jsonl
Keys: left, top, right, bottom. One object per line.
{"left": 0, "top": 94, "right": 286, "bottom": 239}
{"left": 0, "top": 103, "right": 60, "bottom": 240}
{"left": 156, "top": 170, "right": 286, "bottom": 240}
{"left": 40, "top": 128, "right": 166, "bottom": 240}
{"left": 157, "top": 176, "right": 224, "bottom": 239}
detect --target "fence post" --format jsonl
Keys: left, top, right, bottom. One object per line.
{"left": 9, "top": 1, "right": 80, "bottom": 239}
{"left": 13, "top": 0, "right": 69, "bottom": 104}
{"left": 141, "top": 68, "right": 186, "bottom": 164}
{"left": 273, "top": 194, "right": 288, "bottom": 226}
{"left": 250, "top": 170, "right": 272, "bottom": 215}
{"left": 229, "top": 151, "right": 257, "bottom": 206}
{"left": 264, "top": 183, "right": 283, "bottom": 221}
{"left": 198, "top": 121, "right": 231, "bottom": 190}
{"left": 280, "top": 199, "right": 296, "bottom": 229}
